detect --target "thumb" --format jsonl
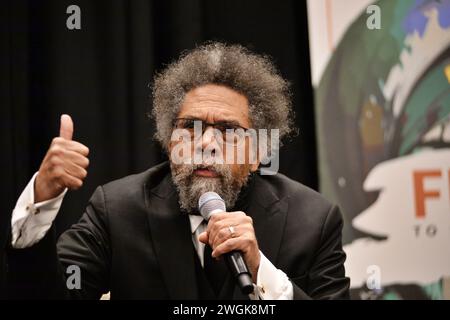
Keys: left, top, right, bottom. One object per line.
{"left": 59, "top": 114, "right": 73, "bottom": 140}
{"left": 198, "top": 231, "right": 208, "bottom": 244}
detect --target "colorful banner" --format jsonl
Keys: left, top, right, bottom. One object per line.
{"left": 308, "top": 0, "right": 450, "bottom": 299}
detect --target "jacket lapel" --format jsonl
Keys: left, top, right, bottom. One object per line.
{"left": 144, "top": 175, "right": 199, "bottom": 299}
{"left": 233, "top": 175, "right": 289, "bottom": 299}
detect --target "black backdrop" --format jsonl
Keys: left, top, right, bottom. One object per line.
{"left": 1, "top": 0, "right": 315, "bottom": 296}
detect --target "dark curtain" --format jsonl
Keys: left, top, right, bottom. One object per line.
{"left": 0, "top": 0, "right": 315, "bottom": 297}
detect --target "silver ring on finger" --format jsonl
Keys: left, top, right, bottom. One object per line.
{"left": 228, "top": 225, "right": 237, "bottom": 238}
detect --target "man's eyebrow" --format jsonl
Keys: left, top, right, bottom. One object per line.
{"left": 178, "top": 117, "right": 244, "bottom": 127}
{"left": 215, "top": 120, "right": 242, "bottom": 126}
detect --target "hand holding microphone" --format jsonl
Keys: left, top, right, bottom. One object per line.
{"left": 198, "top": 192, "right": 260, "bottom": 295}
{"left": 34, "top": 115, "right": 90, "bottom": 203}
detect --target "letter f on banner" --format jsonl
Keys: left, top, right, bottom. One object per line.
{"left": 413, "top": 170, "right": 442, "bottom": 218}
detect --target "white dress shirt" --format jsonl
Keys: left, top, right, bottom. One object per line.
{"left": 11, "top": 172, "right": 293, "bottom": 300}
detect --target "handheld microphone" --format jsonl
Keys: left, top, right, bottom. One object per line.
{"left": 198, "top": 192, "right": 254, "bottom": 295}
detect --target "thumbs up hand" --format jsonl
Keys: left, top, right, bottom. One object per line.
{"left": 59, "top": 114, "right": 74, "bottom": 140}
{"left": 34, "top": 115, "right": 90, "bottom": 203}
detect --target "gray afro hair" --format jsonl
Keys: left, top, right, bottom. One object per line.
{"left": 151, "top": 42, "right": 294, "bottom": 150}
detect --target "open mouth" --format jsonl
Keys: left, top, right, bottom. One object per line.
{"left": 193, "top": 166, "right": 219, "bottom": 178}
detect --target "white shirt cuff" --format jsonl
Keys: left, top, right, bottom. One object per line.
{"left": 249, "top": 251, "right": 293, "bottom": 300}
{"left": 11, "top": 172, "right": 67, "bottom": 248}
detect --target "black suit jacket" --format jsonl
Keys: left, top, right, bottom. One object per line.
{"left": 7, "top": 162, "right": 350, "bottom": 299}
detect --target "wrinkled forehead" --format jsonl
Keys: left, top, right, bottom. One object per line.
{"left": 178, "top": 84, "right": 250, "bottom": 127}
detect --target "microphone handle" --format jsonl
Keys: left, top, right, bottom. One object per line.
{"left": 202, "top": 206, "right": 253, "bottom": 294}
{"left": 224, "top": 251, "right": 254, "bottom": 295}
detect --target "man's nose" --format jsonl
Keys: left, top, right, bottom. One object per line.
{"left": 193, "top": 126, "right": 223, "bottom": 159}
{"left": 200, "top": 126, "right": 217, "bottom": 150}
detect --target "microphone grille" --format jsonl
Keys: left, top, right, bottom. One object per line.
{"left": 198, "top": 192, "right": 226, "bottom": 220}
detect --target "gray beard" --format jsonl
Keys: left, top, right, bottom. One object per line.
{"left": 170, "top": 162, "right": 249, "bottom": 214}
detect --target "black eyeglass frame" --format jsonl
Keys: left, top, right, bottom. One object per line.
{"left": 172, "top": 117, "right": 251, "bottom": 146}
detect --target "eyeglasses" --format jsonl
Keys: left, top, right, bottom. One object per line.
{"left": 173, "top": 118, "right": 249, "bottom": 146}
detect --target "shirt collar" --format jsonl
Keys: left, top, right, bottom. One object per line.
{"left": 188, "top": 214, "right": 205, "bottom": 234}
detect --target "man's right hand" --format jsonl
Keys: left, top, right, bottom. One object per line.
{"left": 34, "top": 115, "right": 90, "bottom": 203}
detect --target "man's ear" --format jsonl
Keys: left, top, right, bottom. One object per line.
{"left": 247, "top": 135, "right": 260, "bottom": 172}
{"left": 250, "top": 150, "right": 260, "bottom": 172}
